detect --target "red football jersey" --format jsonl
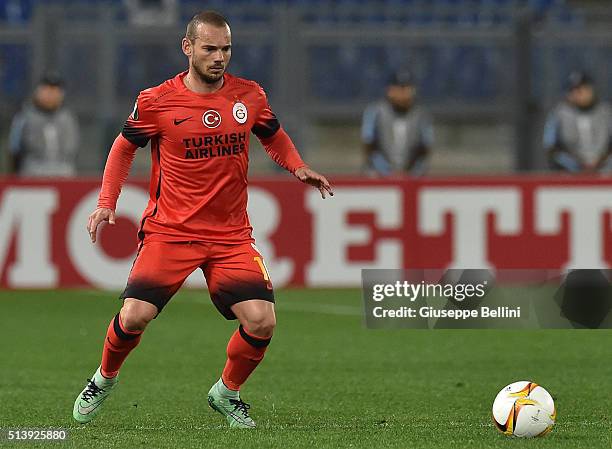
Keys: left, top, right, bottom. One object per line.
{"left": 120, "top": 71, "right": 304, "bottom": 243}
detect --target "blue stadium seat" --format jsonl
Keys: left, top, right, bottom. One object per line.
{"left": 0, "top": 45, "right": 30, "bottom": 102}
{"left": 0, "top": 0, "right": 33, "bottom": 23}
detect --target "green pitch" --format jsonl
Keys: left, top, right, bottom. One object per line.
{"left": 0, "top": 289, "right": 610, "bottom": 449}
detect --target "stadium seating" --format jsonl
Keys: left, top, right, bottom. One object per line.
{"left": 0, "top": 0, "right": 583, "bottom": 105}
{"left": 0, "top": 0, "right": 576, "bottom": 25}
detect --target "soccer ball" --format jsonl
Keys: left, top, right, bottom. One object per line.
{"left": 492, "top": 381, "right": 556, "bottom": 438}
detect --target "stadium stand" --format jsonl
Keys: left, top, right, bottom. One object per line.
{"left": 0, "top": 0, "right": 580, "bottom": 104}
{"left": 3, "top": 0, "right": 603, "bottom": 176}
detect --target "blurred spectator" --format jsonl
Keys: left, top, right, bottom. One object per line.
{"left": 124, "top": 0, "right": 178, "bottom": 27}
{"left": 361, "top": 70, "right": 433, "bottom": 176}
{"left": 8, "top": 73, "right": 79, "bottom": 176}
{"left": 544, "top": 71, "right": 612, "bottom": 172}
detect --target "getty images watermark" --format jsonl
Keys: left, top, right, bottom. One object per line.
{"left": 362, "top": 269, "right": 612, "bottom": 329}
{"left": 370, "top": 279, "right": 518, "bottom": 319}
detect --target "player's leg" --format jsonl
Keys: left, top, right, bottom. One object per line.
{"left": 204, "top": 242, "right": 275, "bottom": 428}
{"left": 72, "top": 298, "right": 157, "bottom": 423}
{"left": 73, "top": 241, "right": 200, "bottom": 424}
{"left": 221, "top": 299, "right": 275, "bottom": 390}
{"left": 100, "top": 298, "right": 157, "bottom": 378}
{"left": 208, "top": 301, "right": 275, "bottom": 429}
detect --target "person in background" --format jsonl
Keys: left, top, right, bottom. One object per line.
{"left": 361, "top": 70, "right": 433, "bottom": 176}
{"left": 544, "top": 71, "right": 612, "bottom": 172}
{"left": 8, "top": 73, "right": 79, "bottom": 176}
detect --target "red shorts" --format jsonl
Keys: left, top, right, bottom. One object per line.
{"left": 119, "top": 240, "right": 274, "bottom": 319}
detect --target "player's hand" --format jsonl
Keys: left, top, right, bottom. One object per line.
{"left": 294, "top": 167, "right": 334, "bottom": 199}
{"left": 87, "top": 208, "right": 116, "bottom": 243}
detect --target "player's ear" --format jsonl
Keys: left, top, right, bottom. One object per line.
{"left": 182, "top": 37, "right": 192, "bottom": 57}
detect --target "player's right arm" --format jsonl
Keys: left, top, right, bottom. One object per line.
{"left": 87, "top": 135, "right": 138, "bottom": 243}
{"left": 88, "top": 91, "right": 159, "bottom": 243}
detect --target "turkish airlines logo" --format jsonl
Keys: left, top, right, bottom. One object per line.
{"left": 202, "top": 110, "right": 221, "bottom": 129}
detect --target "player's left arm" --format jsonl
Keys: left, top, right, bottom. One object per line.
{"left": 253, "top": 88, "right": 333, "bottom": 198}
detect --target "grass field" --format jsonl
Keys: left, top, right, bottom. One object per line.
{"left": 0, "top": 289, "right": 610, "bottom": 448}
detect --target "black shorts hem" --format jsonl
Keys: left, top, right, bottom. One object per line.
{"left": 212, "top": 290, "right": 275, "bottom": 320}
{"left": 119, "top": 285, "right": 174, "bottom": 315}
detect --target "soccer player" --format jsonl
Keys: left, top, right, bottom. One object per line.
{"left": 72, "top": 10, "right": 333, "bottom": 429}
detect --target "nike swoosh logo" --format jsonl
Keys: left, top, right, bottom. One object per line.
{"left": 106, "top": 336, "right": 120, "bottom": 350}
{"left": 174, "top": 117, "right": 192, "bottom": 125}
{"left": 78, "top": 400, "right": 102, "bottom": 415}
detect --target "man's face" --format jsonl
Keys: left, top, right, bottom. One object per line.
{"left": 183, "top": 23, "right": 232, "bottom": 84}
{"left": 568, "top": 84, "right": 595, "bottom": 108}
{"left": 386, "top": 84, "right": 415, "bottom": 110}
{"left": 34, "top": 84, "right": 64, "bottom": 111}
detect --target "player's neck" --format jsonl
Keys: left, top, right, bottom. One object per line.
{"left": 184, "top": 72, "right": 224, "bottom": 94}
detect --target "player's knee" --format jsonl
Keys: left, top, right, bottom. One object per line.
{"left": 119, "top": 309, "right": 153, "bottom": 332}
{"left": 120, "top": 299, "right": 157, "bottom": 331}
{"left": 244, "top": 313, "right": 276, "bottom": 338}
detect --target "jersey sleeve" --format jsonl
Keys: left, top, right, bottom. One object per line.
{"left": 251, "top": 85, "right": 281, "bottom": 139}
{"left": 97, "top": 134, "right": 138, "bottom": 210}
{"left": 121, "top": 89, "right": 159, "bottom": 147}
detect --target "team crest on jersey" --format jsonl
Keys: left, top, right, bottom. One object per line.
{"left": 232, "top": 102, "right": 248, "bottom": 124}
{"left": 202, "top": 110, "right": 221, "bottom": 129}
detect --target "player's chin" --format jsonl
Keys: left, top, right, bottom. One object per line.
{"left": 206, "top": 69, "right": 225, "bottom": 80}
